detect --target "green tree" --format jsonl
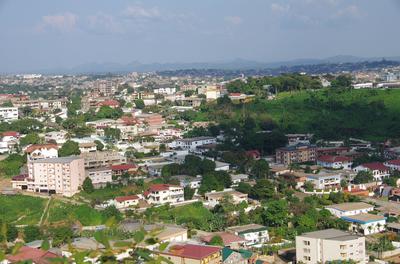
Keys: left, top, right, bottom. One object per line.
{"left": 41, "top": 237, "right": 50, "bottom": 250}
{"left": 263, "top": 200, "right": 289, "bottom": 227}
{"left": 104, "top": 127, "right": 121, "bottom": 141}
{"left": 94, "top": 140, "right": 104, "bottom": 151}
{"left": 58, "top": 140, "right": 80, "bottom": 157}
{"left": 184, "top": 187, "right": 195, "bottom": 200}
{"left": 23, "top": 225, "right": 41, "bottom": 242}
{"left": 251, "top": 159, "right": 270, "bottom": 179}
{"left": 19, "top": 133, "right": 41, "bottom": 146}
{"left": 96, "top": 106, "right": 123, "bottom": 119}
{"left": 134, "top": 99, "right": 145, "bottom": 109}
{"left": 82, "top": 177, "right": 94, "bottom": 193}
{"left": 353, "top": 171, "right": 374, "bottom": 184}
{"left": 102, "top": 206, "right": 123, "bottom": 222}
{"left": 208, "top": 235, "right": 224, "bottom": 246}
{"left": 250, "top": 179, "right": 275, "bottom": 200}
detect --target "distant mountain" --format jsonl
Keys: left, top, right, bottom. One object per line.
{"left": 9, "top": 55, "right": 400, "bottom": 75}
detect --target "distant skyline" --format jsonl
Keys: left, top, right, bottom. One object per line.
{"left": 1, "top": 0, "right": 400, "bottom": 73}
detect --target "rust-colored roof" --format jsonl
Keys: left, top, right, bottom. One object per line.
{"left": 166, "top": 244, "right": 221, "bottom": 260}
{"left": 318, "top": 155, "right": 352, "bottom": 163}
{"left": 7, "top": 246, "right": 59, "bottom": 264}
{"left": 115, "top": 195, "right": 140, "bottom": 203}
{"left": 148, "top": 184, "right": 181, "bottom": 192}
{"left": 111, "top": 164, "right": 137, "bottom": 171}
{"left": 26, "top": 144, "right": 58, "bottom": 153}
{"left": 201, "top": 232, "right": 246, "bottom": 245}
{"left": 361, "top": 162, "right": 389, "bottom": 171}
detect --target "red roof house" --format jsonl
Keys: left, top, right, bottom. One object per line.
{"left": 7, "top": 246, "right": 59, "bottom": 264}
{"left": 160, "top": 244, "right": 221, "bottom": 262}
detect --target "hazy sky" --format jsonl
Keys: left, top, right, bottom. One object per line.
{"left": 1, "top": 0, "right": 400, "bottom": 72}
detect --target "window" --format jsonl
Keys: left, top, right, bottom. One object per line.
{"left": 304, "top": 240, "right": 310, "bottom": 246}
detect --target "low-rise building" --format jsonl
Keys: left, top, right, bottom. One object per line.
{"left": 169, "top": 137, "right": 217, "bottom": 151}
{"left": 275, "top": 143, "right": 317, "bottom": 165}
{"left": 226, "top": 224, "right": 269, "bottom": 247}
{"left": 145, "top": 184, "right": 184, "bottom": 205}
{"left": 296, "top": 229, "right": 366, "bottom": 264}
{"left": 78, "top": 142, "right": 97, "bottom": 153}
{"left": 305, "top": 172, "right": 342, "bottom": 190}
{"left": 115, "top": 195, "right": 140, "bottom": 209}
{"left": 384, "top": 159, "right": 400, "bottom": 171}
{"left": 205, "top": 189, "right": 248, "bottom": 208}
{"left": 317, "top": 155, "right": 353, "bottom": 169}
{"left": 25, "top": 144, "right": 58, "bottom": 161}
{"left": 354, "top": 162, "right": 390, "bottom": 182}
{"left": 325, "top": 202, "right": 374, "bottom": 218}
{"left": 80, "top": 151, "right": 126, "bottom": 169}
{"left": 85, "top": 167, "right": 112, "bottom": 187}
{"left": 342, "top": 213, "right": 386, "bottom": 235}
{"left": 111, "top": 164, "right": 138, "bottom": 177}
{"left": 0, "top": 107, "right": 18, "bottom": 122}
{"left": 157, "top": 244, "right": 222, "bottom": 264}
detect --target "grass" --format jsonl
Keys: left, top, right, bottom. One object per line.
{"left": 0, "top": 195, "right": 47, "bottom": 225}
{"left": 78, "top": 184, "right": 146, "bottom": 202}
{"left": 47, "top": 200, "right": 105, "bottom": 226}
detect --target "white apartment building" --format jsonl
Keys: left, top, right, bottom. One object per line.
{"left": 0, "top": 107, "right": 18, "bottom": 122}
{"left": 12, "top": 156, "right": 85, "bottom": 197}
{"left": 296, "top": 229, "right": 366, "bottom": 264}
{"left": 226, "top": 224, "right": 269, "bottom": 247}
{"left": 325, "top": 202, "right": 374, "bottom": 218}
{"left": 169, "top": 137, "right": 217, "bottom": 151}
{"left": 305, "top": 172, "right": 342, "bottom": 190}
{"left": 145, "top": 184, "right": 184, "bottom": 205}
{"left": 342, "top": 214, "right": 386, "bottom": 235}
{"left": 44, "top": 131, "right": 68, "bottom": 144}
{"left": 317, "top": 155, "right": 353, "bottom": 169}
{"left": 25, "top": 144, "right": 59, "bottom": 161}
{"left": 85, "top": 167, "right": 112, "bottom": 186}
{"left": 354, "top": 162, "right": 390, "bottom": 182}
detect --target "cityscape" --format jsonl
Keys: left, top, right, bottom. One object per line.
{"left": 1, "top": 1, "right": 400, "bottom": 264}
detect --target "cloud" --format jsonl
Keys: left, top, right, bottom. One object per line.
{"left": 224, "top": 16, "right": 242, "bottom": 25}
{"left": 271, "top": 3, "right": 290, "bottom": 13}
{"left": 122, "top": 5, "right": 161, "bottom": 19}
{"left": 36, "top": 12, "right": 77, "bottom": 32}
{"left": 87, "top": 12, "right": 123, "bottom": 34}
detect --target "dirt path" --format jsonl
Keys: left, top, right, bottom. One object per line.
{"left": 39, "top": 196, "right": 52, "bottom": 226}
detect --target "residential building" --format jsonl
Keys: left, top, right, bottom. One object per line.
{"left": 226, "top": 224, "right": 269, "bottom": 246}
{"left": 275, "top": 143, "right": 317, "bottom": 165}
{"left": 305, "top": 172, "right": 342, "bottom": 190}
{"left": 286, "top": 133, "right": 313, "bottom": 146}
{"left": 0, "top": 107, "right": 18, "bottom": 122}
{"left": 111, "top": 164, "right": 138, "bottom": 177}
{"left": 317, "top": 155, "right": 353, "bottom": 169}
{"left": 80, "top": 151, "right": 126, "bottom": 169}
{"left": 25, "top": 144, "right": 58, "bottom": 161}
{"left": 5, "top": 246, "right": 60, "bottom": 264}
{"left": 78, "top": 142, "right": 97, "bottom": 153}
{"left": 325, "top": 202, "right": 374, "bottom": 218}
{"left": 85, "top": 167, "right": 112, "bottom": 187}
{"left": 44, "top": 130, "right": 68, "bottom": 144}
{"left": 13, "top": 98, "right": 68, "bottom": 112}
{"left": 145, "top": 184, "right": 184, "bottom": 205}
{"left": 342, "top": 214, "right": 386, "bottom": 235}
{"left": 205, "top": 189, "right": 248, "bottom": 208}
{"left": 12, "top": 156, "right": 85, "bottom": 197}
{"left": 157, "top": 244, "right": 222, "bottom": 264}
{"left": 384, "top": 159, "right": 400, "bottom": 171}
{"left": 230, "top": 174, "right": 249, "bottom": 186}
{"left": 115, "top": 195, "right": 140, "bottom": 209}
{"left": 296, "top": 229, "right": 366, "bottom": 264}
{"left": 171, "top": 175, "right": 202, "bottom": 189}
{"left": 222, "top": 247, "right": 255, "bottom": 264}
{"left": 169, "top": 137, "right": 217, "bottom": 151}
{"left": 354, "top": 162, "right": 390, "bottom": 182}
{"left": 201, "top": 232, "right": 246, "bottom": 248}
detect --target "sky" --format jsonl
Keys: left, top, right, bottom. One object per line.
{"left": 0, "top": 0, "right": 400, "bottom": 72}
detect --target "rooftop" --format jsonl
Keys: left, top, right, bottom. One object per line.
{"left": 30, "top": 156, "right": 82, "bottom": 164}
{"left": 164, "top": 244, "right": 221, "bottom": 260}
{"left": 226, "top": 224, "right": 267, "bottom": 234}
{"left": 201, "top": 232, "right": 246, "bottom": 246}
{"left": 26, "top": 144, "right": 58, "bottom": 153}
{"left": 360, "top": 162, "right": 389, "bottom": 171}
{"left": 326, "top": 202, "right": 373, "bottom": 212}
{"left": 318, "top": 155, "right": 352, "bottom": 163}
{"left": 299, "top": 229, "right": 359, "bottom": 240}
{"left": 342, "top": 213, "right": 386, "bottom": 224}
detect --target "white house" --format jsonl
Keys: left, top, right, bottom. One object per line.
{"left": 226, "top": 224, "right": 269, "bottom": 247}
{"left": 25, "top": 144, "right": 58, "bottom": 161}
{"left": 0, "top": 107, "right": 18, "bottom": 122}
{"left": 317, "top": 155, "right": 353, "bottom": 169}
{"left": 325, "top": 202, "right": 374, "bottom": 218}
{"left": 342, "top": 214, "right": 386, "bottom": 235}
{"left": 145, "top": 184, "right": 184, "bottom": 205}
{"left": 85, "top": 167, "right": 113, "bottom": 186}
{"left": 44, "top": 130, "right": 68, "bottom": 144}
{"left": 169, "top": 137, "right": 217, "bottom": 151}
{"left": 305, "top": 172, "right": 342, "bottom": 190}
{"left": 354, "top": 162, "right": 390, "bottom": 182}
{"left": 384, "top": 159, "right": 400, "bottom": 171}
{"left": 204, "top": 189, "right": 248, "bottom": 208}
{"left": 114, "top": 195, "right": 141, "bottom": 209}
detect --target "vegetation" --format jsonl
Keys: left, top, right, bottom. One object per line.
{"left": 0, "top": 195, "right": 46, "bottom": 225}
{"left": 58, "top": 140, "right": 81, "bottom": 157}
{"left": 0, "top": 154, "right": 26, "bottom": 178}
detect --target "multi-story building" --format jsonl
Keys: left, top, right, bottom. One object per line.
{"left": 286, "top": 133, "right": 313, "bottom": 146}
{"left": 354, "top": 162, "right": 390, "bottom": 182}
{"left": 317, "top": 155, "right": 353, "bottom": 169}
{"left": 12, "top": 156, "right": 85, "bottom": 197}
{"left": 145, "top": 184, "right": 184, "bottom": 205}
{"left": 296, "top": 229, "right": 366, "bottom": 264}
{"left": 342, "top": 214, "right": 386, "bottom": 235}
{"left": 85, "top": 167, "right": 113, "bottom": 187}
{"left": 305, "top": 172, "right": 342, "bottom": 190}
{"left": 13, "top": 99, "right": 67, "bottom": 112}
{"left": 25, "top": 144, "right": 58, "bottom": 161}
{"left": 93, "top": 80, "right": 116, "bottom": 96}
{"left": 80, "top": 151, "right": 126, "bottom": 169}
{"left": 275, "top": 143, "right": 317, "bottom": 165}
{"left": 0, "top": 107, "right": 18, "bottom": 122}
{"left": 169, "top": 137, "right": 217, "bottom": 151}
{"left": 384, "top": 159, "right": 400, "bottom": 171}
{"left": 226, "top": 224, "right": 269, "bottom": 247}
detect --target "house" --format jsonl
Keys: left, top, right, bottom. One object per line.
{"left": 317, "top": 155, "right": 353, "bottom": 169}
{"left": 342, "top": 213, "right": 386, "bottom": 235}
{"left": 205, "top": 189, "right": 248, "bottom": 208}
{"left": 325, "top": 202, "right": 374, "bottom": 218}
{"left": 44, "top": 131, "right": 68, "bottom": 144}
{"left": 5, "top": 246, "right": 60, "bottom": 264}
{"left": 171, "top": 175, "right": 202, "bottom": 189}
{"left": 157, "top": 244, "right": 222, "bottom": 264}
{"left": 98, "top": 99, "right": 120, "bottom": 108}
{"left": 169, "top": 137, "right": 217, "bottom": 151}
{"left": 245, "top": 150, "right": 261, "bottom": 160}
{"left": 222, "top": 247, "right": 255, "bottom": 264}
{"left": 275, "top": 143, "right": 317, "bottom": 165}
{"left": 201, "top": 232, "right": 246, "bottom": 248}
{"left": 230, "top": 174, "right": 249, "bottom": 186}
{"left": 305, "top": 172, "right": 342, "bottom": 190}
{"left": 85, "top": 167, "right": 112, "bottom": 187}
{"left": 115, "top": 195, "right": 140, "bottom": 209}
{"left": 78, "top": 142, "right": 97, "bottom": 153}
{"left": 25, "top": 144, "right": 58, "bottom": 161}
{"left": 111, "top": 164, "right": 138, "bottom": 177}
{"left": 0, "top": 107, "right": 18, "bottom": 122}
{"left": 384, "top": 159, "right": 400, "bottom": 171}
{"left": 354, "top": 162, "right": 390, "bottom": 182}
{"left": 286, "top": 133, "right": 313, "bottom": 146}
{"left": 226, "top": 224, "right": 269, "bottom": 247}
{"left": 145, "top": 184, "right": 184, "bottom": 205}
{"left": 215, "top": 160, "right": 230, "bottom": 171}
{"left": 296, "top": 229, "right": 366, "bottom": 264}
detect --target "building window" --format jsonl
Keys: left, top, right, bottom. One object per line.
{"left": 303, "top": 240, "right": 310, "bottom": 246}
